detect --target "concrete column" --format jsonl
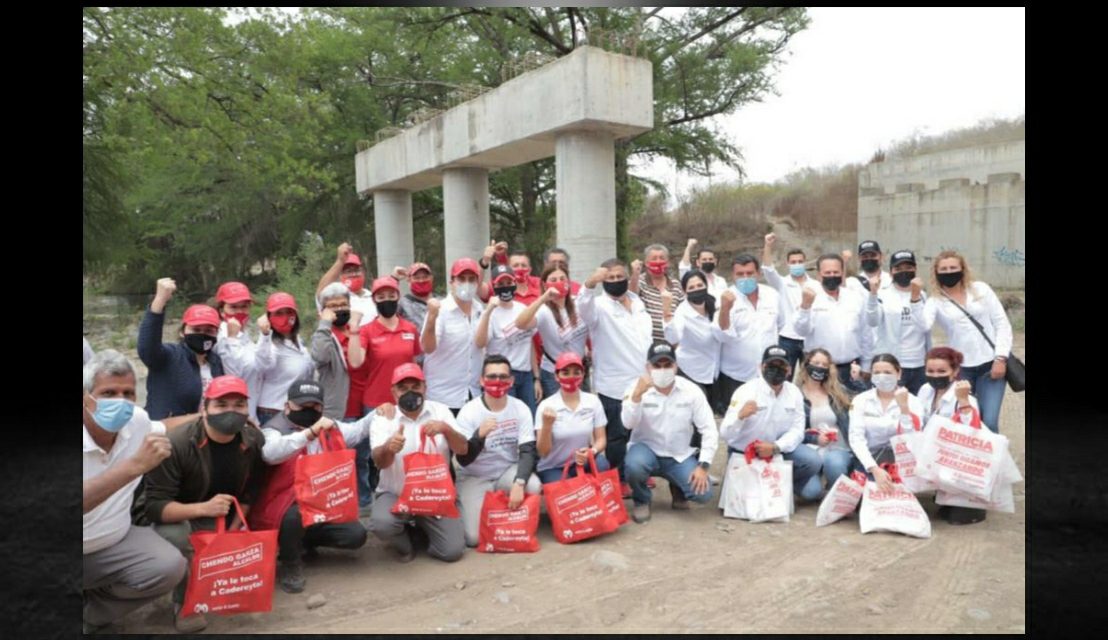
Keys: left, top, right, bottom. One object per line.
{"left": 372, "top": 190, "right": 414, "bottom": 283}
{"left": 555, "top": 131, "right": 616, "bottom": 283}
{"left": 443, "top": 167, "right": 490, "bottom": 274}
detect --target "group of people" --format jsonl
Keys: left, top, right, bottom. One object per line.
{"left": 83, "top": 235, "right": 1015, "bottom": 633}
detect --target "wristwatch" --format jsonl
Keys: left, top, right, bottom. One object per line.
{"left": 698, "top": 461, "right": 710, "bottom": 471}
{"left": 513, "top": 478, "right": 527, "bottom": 487}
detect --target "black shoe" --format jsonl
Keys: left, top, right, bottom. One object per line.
{"left": 946, "top": 506, "right": 987, "bottom": 525}
{"left": 669, "top": 483, "right": 690, "bottom": 510}
{"left": 279, "top": 561, "right": 306, "bottom": 594}
{"left": 410, "top": 523, "right": 431, "bottom": 551}
{"left": 937, "top": 505, "right": 952, "bottom": 520}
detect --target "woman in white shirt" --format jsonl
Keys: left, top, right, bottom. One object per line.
{"left": 847, "top": 353, "right": 923, "bottom": 493}
{"left": 911, "top": 250, "right": 1013, "bottom": 433}
{"left": 515, "top": 264, "right": 590, "bottom": 400}
{"left": 534, "top": 352, "right": 609, "bottom": 484}
{"left": 662, "top": 269, "right": 727, "bottom": 408}
{"left": 255, "top": 292, "right": 316, "bottom": 425}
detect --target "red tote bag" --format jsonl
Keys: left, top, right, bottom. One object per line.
{"left": 181, "top": 497, "right": 278, "bottom": 618}
{"left": 476, "top": 490, "right": 541, "bottom": 553}
{"left": 589, "top": 450, "right": 628, "bottom": 528}
{"left": 294, "top": 428, "right": 359, "bottom": 527}
{"left": 543, "top": 454, "right": 617, "bottom": 544}
{"left": 391, "top": 430, "right": 460, "bottom": 518}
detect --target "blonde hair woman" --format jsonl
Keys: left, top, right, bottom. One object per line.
{"left": 795, "top": 348, "right": 854, "bottom": 495}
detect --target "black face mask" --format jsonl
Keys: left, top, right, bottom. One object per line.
{"left": 822, "top": 276, "right": 842, "bottom": 292}
{"left": 937, "top": 271, "right": 964, "bottom": 288}
{"left": 333, "top": 310, "right": 351, "bottom": 327}
{"left": 376, "top": 300, "right": 399, "bottom": 318}
{"left": 687, "top": 290, "right": 710, "bottom": 305}
{"left": 892, "top": 271, "right": 916, "bottom": 288}
{"left": 806, "top": 365, "right": 829, "bottom": 382}
{"left": 700, "top": 261, "right": 717, "bottom": 273}
{"left": 494, "top": 285, "right": 517, "bottom": 302}
{"left": 288, "top": 407, "right": 322, "bottom": 428}
{"left": 398, "top": 390, "right": 424, "bottom": 413}
{"left": 184, "top": 333, "right": 217, "bottom": 355}
{"left": 763, "top": 364, "right": 789, "bottom": 386}
{"left": 861, "top": 259, "right": 880, "bottom": 273}
{"left": 207, "top": 411, "right": 247, "bottom": 436}
{"left": 926, "top": 375, "right": 953, "bottom": 391}
{"left": 603, "top": 279, "right": 629, "bottom": 298}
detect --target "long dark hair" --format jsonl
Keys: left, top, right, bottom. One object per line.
{"left": 540, "top": 264, "right": 578, "bottom": 328}
{"left": 681, "top": 269, "right": 716, "bottom": 321}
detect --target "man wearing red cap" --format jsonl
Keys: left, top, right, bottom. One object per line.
{"left": 213, "top": 281, "right": 263, "bottom": 418}
{"left": 476, "top": 264, "right": 540, "bottom": 413}
{"left": 369, "top": 363, "right": 468, "bottom": 563}
{"left": 316, "top": 242, "right": 378, "bottom": 328}
{"left": 136, "top": 375, "right": 267, "bottom": 632}
{"left": 421, "top": 258, "right": 486, "bottom": 414}
{"left": 138, "top": 277, "right": 226, "bottom": 420}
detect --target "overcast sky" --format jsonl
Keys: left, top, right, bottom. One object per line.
{"left": 636, "top": 6, "right": 1026, "bottom": 204}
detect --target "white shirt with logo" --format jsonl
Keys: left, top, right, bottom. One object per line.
{"left": 422, "top": 295, "right": 485, "bottom": 408}
{"left": 794, "top": 286, "right": 875, "bottom": 371}
{"left": 662, "top": 301, "right": 726, "bottom": 385}
{"left": 485, "top": 301, "right": 537, "bottom": 372}
{"left": 718, "top": 377, "right": 805, "bottom": 454}
{"left": 454, "top": 396, "right": 535, "bottom": 480}
{"left": 534, "top": 391, "right": 608, "bottom": 473}
{"left": 847, "top": 388, "right": 924, "bottom": 471}
{"left": 576, "top": 286, "right": 654, "bottom": 399}
{"left": 719, "top": 284, "right": 785, "bottom": 382}
{"left": 534, "top": 305, "right": 589, "bottom": 374}
{"left": 369, "top": 400, "right": 459, "bottom": 495}
{"left": 621, "top": 377, "right": 718, "bottom": 464}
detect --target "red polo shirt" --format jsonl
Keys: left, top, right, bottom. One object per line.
{"left": 330, "top": 328, "right": 371, "bottom": 419}
{"left": 358, "top": 318, "right": 422, "bottom": 408}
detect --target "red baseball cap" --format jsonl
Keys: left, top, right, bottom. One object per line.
{"left": 343, "top": 253, "right": 363, "bottom": 267}
{"left": 371, "top": 276, "right": 400, "bottom": 295}
{"left": 215, "top": 282, "right": 253, "bottom": 305}
{"left": 183, "top": 305, "right": 221, "bottom": 328}
{"left": 391, "top": 362, "right": 426, "bottom": 386}
{"left": 409, "top": 262, "right": 432, "bottom": 277}
{"left": 554, "top": 351, "right": 584, "bottom": 372}
{"left": 204, "top": 375, "right": 250, "bottom": 399}
{"left": 450, "top": 258, "right": 481, "bottom": 278}
{"left": 266, "top": 292, "right": 298, "bottom": 313}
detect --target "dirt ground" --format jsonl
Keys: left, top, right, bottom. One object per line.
{"left": 115, "top": 335, "right": 1025, "bottom": 634}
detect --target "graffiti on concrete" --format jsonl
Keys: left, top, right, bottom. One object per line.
{"left": 993, "top": 246, "right": 1025, "bottom": 267}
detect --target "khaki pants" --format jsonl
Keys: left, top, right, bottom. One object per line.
{"left": 83, "top": 525, "right": 187, "bottom": 627}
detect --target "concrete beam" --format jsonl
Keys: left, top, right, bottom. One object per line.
{"left": 373, "top": 190, "right": 414, "bottom": 283}
{"left": 443, "top": 167, "right": 490, "bottom": 273}
{"left": 556, "top": 130, "right": 616, "bottom": 283}
{"left": 355, "top": 46, "right": 653, "bottom": 194}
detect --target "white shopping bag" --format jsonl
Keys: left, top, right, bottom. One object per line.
{"left": 917, "top": 413, "right": 1008, "bottom": 501}
{"left": 936, "top": 449, "right": 1022, "bottom": 514}
{"left": 891, "top": 430, "right": 936, "bottom": 494}
{"left": 859, "top": 466, "right": 932, "bottom": 538}
{"left": 816, "top": 471, "right": 867, "bottom": 527}
{"left": 721, "top": 443, "right": 792, "bottom": 522}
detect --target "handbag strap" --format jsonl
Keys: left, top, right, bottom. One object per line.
{"left": 318, "top": 426, "right": 348, "bottom": 452}
{"left": 216, "top": 496, "right": 250, "bottom": 534}
{"left": 744, "top": 440, "right": 773, "bottom": 464}
{"left": 939, "top": 289, "right": 997, "bottom": 351}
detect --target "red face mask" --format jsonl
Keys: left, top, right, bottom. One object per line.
{"left": 224, "top": 312, "right": 249, "bottom": 327}
{"left": 410, "top": 280, "right": 433, "bottom": 297}
{"left": 646, "top": 260, "right": 668, "bottom": 275}
{"left": 547, "top": 281, "right": 569, "bottom": 298}
{"left": 482, "top": 379, "right": 512, "bottom": 398}
{"left": 513, "top": 267, "right": 530, "bottom": 283}
{"left": 558, "top": 375, "right": 584, "bottom": 393}
{"left": 341, "top": 276, "right": 365, "bottom": 293}
{"left": 271, "top": 313, "right": 297, "bottom": 334}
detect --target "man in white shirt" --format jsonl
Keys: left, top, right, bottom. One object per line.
{"left": 316, "top": 242, "right": 378, "bottom": 328}
{"left": 621, "top": 342, "right": 719, "bottom": 523}
{"left": 453, "top": 355, "right": 543, "bottom": 547}
{"left": 845, "top": 240, "right": 894, "bottom": 295}
{"left": 82, "top": 350, "right": 187, "bottom": 634}
{"left": 718, "top": 346, "right": 825, "bottom": 502}
{"left": 368, "top": 363, "right": 469, "bottom": 563}
{"left": 476, "top": 264, "right": 539, "bottom": 412}
{"left": 761, "top": 233, "right": 819, "bottom": 371}
{"left": 576, "top": 259, "right": 655, "bottom": 492}
{"left": 865, "top": 250, "right": 931, "bottom": 394}
{"left": 678, "top": 238, "right": 729, "bottom": 301}
{"left": 794, "top": 254, "right": 875, "bottom": 395}
{"left": 717, "top": 253, "right": 786, "bottom": 413}
{"left": 422, "top": 258, "right": 486, "bottom": 414}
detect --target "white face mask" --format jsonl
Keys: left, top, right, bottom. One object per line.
{"left": 650, "top": 367, "right": 676, "bottom": 389}
{"left": 454, "top": 282, "right": 476, "bottom": 302}
{"left": 872, "top": 373, "right": 898, "bottom": 393}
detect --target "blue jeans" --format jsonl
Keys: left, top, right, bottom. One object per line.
{"left": 778, "top": 335, "right": 805, "bottom": 372}
{"left": 537, "top": 453, "right": 611, "bottom": 484}
{"left": 256, "top": 408, "right": 280, "bottom": 426}
{"left": 509, "top": 369, "right": 537, "bottom": 414}
{"left": 798, "top": 447, "right": 854, "bottom": 498}
{"left": 598, "top": 394, "right": 630, "bottom": 480}
{"left": 354, "top": 407, "right": 376, "bottom": 507}
{"left": 960, "top": 362, "right": 1004, "bottom": 433}
{"left": 624, "top": 443, "right": 713, "bottom": 507}
{"left": 539, "top": 369, "right": 560, "bottom": 400}
{"left": 837, "top": 361, "right": 871, "bottom": 396}
{"left": 729, "top": 444, "right": 824, "bottom": 502}
{"left": 899, "top": 366, "right": 926, "bottom": 396}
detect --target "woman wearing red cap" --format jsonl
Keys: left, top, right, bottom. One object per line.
{"left": 346, "top": 276, "right": 422, "bottom": 507}
{"left": 213, "top": 281, "right": 262, "bottom": 417}
{"left": 254, "top": 292, "right": 315, "bottom": 426}
{"left": 137, "top": 277, "right": 226, "bottom": 420}
{"left": 533, "top": 351, "right": 610, "bottom": 484}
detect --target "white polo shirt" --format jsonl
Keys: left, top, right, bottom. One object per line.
{"left": 255, "top": 333, "right": 316, "bottom": 410}
{"left": 484, "top": 302, "right": 537, "bottom": 372}
{"left": 911, "top": 281, "right": 1013, "bottom": 368}
{"left": 369, "top": 400, "right": 459, "bottom": 495}
{"left": 533, "top": 305, "right": 589, "bottom": 374}
{"left": 621, "top": 377, "right": 718, "bottom": 465}
{"left": 454, "top": 396, "right": 536, "bottom": 480}
{"left": 662, "top": 301, "right": 726, "bottom": 385}
{"left": 534, "top": 391, "right": 608, "bottom": 473}
{"left": 794, "top": 286, "right": 875, "bottom": 371}
{"left": 718, "top": 376, "right": 805, "bottom": 454}
{"left": 83, "top": 408, "right": 164, "bottom": 554}
{"left": 847, "top": 388, "right": 924, "bottom": 471}
{"left": 719, "top": 284, "right": 785, "bottom": 383}
{"left": 576, "top": 286, "right": 654, "bottom": 399}
{"left": 422, "top": 294, "right": 485, "bottom": 408}
{"left": 762, "top": 265, "right": 819, "bottom": 341}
